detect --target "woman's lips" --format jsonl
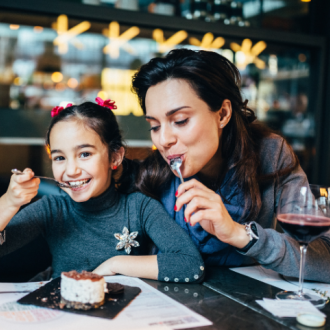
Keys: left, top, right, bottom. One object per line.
{"left": 167, "top": 154, "right": 184, "bottom": 165}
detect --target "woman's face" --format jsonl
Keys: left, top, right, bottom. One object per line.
{"left": 145, "top": 79, "right": 223, "bottom": 179}
{"left": 49, "top": 119, "right": 112, "bottom": 202}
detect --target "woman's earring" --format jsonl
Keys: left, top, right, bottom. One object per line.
{"left": 113, "top": 165, "right": 118, "bottom": 170}
{"left": 220, "top": 124, "right": 224, "bottom": 128}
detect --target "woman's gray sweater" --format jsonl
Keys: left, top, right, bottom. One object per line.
{"left": 0, "top": 184, "right": 205, "bottom": 282}
{"left": 240, "top": 135, "right": 330, "bottom": 282}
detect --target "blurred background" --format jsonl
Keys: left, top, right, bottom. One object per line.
{"left": 1, "top": 0, "right": 330, "bottom": 281}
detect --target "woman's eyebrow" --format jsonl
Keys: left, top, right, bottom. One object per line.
{"left": 145, "top": 106, "right": 191, "bottom": 120}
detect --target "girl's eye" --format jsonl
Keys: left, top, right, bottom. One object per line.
{"left": 175, "top": 118, "right": 188, "bottom": 126}
{"left": 53, "top": 156, "right": 65, "bottom": 161}
{"left": 149, "top": 126, "right": 160, "bottom": 132}
{"left": 80, "top": 152, "right": 91, "bottom": 158}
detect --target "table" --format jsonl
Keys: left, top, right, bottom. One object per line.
{"left": 1, "top": 268, "right": 329, "bottom": 329}
{"left": 144, "top": 267, "right": 330, "bottom": 330}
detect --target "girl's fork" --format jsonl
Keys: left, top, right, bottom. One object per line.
{"left": 11, "top": 169, "right": 71, "bottom": 188}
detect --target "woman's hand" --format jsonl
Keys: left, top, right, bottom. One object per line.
{"left": 6, "top": 168, "right": 40, "bottom": 209}
{"left": 93, "top": 258, "right": 117, "bottom": 276}
{"left": 175, "top": 179, "right": 250, "bottom": 249}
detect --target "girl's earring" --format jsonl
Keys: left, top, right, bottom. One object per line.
{"left": 220, "top": 124, "right": 224, "bottom": 128}
{"left": 113, "top": 165, "right": 118, "bottom": 170}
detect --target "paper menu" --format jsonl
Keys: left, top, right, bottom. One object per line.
{"left": 256, "top": 298, "right": 326, "bottom": 318}
{"left": 230, "top": 265, "right": 329, "bottom": 299}
{"left": 0, "top": 281, "right": 49, "bottom": 293}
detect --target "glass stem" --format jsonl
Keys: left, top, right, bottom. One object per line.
{"left": 298, "top": 244, "right": 308, "bottom": 297}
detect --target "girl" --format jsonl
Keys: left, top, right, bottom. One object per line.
{"left": 0, "top": 100, "right": 205, "bottom": 283}
{"left": 131, "top": 48, "right": 330, "bottom": 282}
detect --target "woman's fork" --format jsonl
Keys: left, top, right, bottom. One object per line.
{"left": 170, "top": 158, "right": 184, "bottom": 184}
{"left": 11, "top": 169, "right": 71, "bottom": 188}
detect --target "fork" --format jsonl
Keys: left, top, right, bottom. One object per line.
{"left": 170, "top": 158, "right": 184, "bottom": 184}
{"left": 11, "top": 169, "right": 71, "bottom": 188}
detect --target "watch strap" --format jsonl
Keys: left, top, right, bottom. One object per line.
{"left": 0, "top": 230, "right": 6, "bottom": 245}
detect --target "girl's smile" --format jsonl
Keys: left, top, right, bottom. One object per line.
{"left": 49, "top": 119, "right": 112, "bottom": 202}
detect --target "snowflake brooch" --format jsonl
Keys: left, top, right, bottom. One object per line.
{"left": 114, "top": 227, "right": 140, "bottom": 254}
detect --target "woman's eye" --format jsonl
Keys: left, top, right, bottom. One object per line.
{"left": 54, "top": 156, "right": 65, "bottom": 161}
{"left": 80, "top": 152, "right": 91, "bottom": 158}
{"left": 149, "top": 126, "right": 160, "bottom": 132}
{"left": 175, "top": 118, "right": 188, "bottom": 126}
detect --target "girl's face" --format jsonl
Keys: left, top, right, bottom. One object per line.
{"left": 145, "top": 79, "right": 225, "bottom": 179}
{"left": 49, "top": 119, "right": 112, "bottom": 202}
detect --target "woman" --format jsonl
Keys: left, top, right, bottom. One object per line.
{"left": 132, "top": 48, "right": 330, "bottom": 282}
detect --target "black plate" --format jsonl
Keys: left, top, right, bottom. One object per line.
{"left": 17, "top": 277, "right": 141, "bottom": 320}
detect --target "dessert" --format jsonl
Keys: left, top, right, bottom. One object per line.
{"left": 60, "top": 270, "right": 106, "bottom": 310}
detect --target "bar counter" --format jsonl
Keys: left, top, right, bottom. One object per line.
{"left": 144, "top": 267, "right": 330, "bottom": 330}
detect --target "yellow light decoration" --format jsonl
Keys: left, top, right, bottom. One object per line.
{"left": 230, "top": 39, "right": 267, "bottom": 70}
{"left": 9, "top": 25, "right": 19, "bottom": 30}
{"left": 67, "top": 78, "right": 79, "bottom": 89}
{"left": 13, "top": 77, "right": 22, "bottom": 86}
{"left": 189, "top": 32, "right": 225, "bottom": 50}
{"left": 153, "top": 29, "right": 188, "bottom": 53}
{"left": 45, "top": 144, "right": 51, "bottom": 157}
{"left": 53, "top": 15, "right": 91, "bottom": 54}
{"left": 320, "top": 188, "right": 328, "bottom": 198}
{"left": 301, "top": 0, "right": 311, "bottom": 2}
{"left": 97, "top": 90, "right": 108, "bottom": 100}
{"left": 51, "top": 72, "right": 63, "bottom": 83}
{"left": 101, "top": 68, "right": 143, "bottom": 116}
{"left": 103, "top": 22, "right": 140, "bottom": 59}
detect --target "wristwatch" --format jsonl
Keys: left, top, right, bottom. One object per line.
{"left": 244, "top": 222, "right": 259, "bottom": 241}
{"left": 237, "top": 222, "right": 258, "bottom": 253}
{"left": 0, "top": 230, "right": 6, "bottom": 245}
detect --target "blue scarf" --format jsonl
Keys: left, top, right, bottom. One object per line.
{"left": 160, "top": 169, "right": 249, "bottom": 266}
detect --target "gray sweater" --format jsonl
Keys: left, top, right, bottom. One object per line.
{"left": 240, "top": 134, "right": 330, "bottom": 282}
{"left": 0, "top": 184, "right": 205, "bottom": 282}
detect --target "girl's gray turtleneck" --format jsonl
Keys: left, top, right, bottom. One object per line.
{"left": 1, "top": 184, "right": 205, "bottom": 282}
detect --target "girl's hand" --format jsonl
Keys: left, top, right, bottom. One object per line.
{"left": 175, "top": 179, "right": 250, "bottom": 249}
{"left": 6, "top": 168, "right": 40, "bottom": 209}
{"left": 93, "top": 258, "right": 117, "bottom": 276}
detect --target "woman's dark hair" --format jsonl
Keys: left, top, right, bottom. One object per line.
{"left": 132, "top": 49, "right": 299, "bottom": 221}
{"left": 45, "top": 102, "right": 137, "bottom": 193}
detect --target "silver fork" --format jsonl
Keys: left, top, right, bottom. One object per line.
{"left": 11, "top": 169, "right": 71, "bottom": 188}
{"left": 170, "top": 158, "right": 184, "bottom": 184}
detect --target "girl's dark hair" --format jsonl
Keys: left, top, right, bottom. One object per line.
{"left": 132, "top": 49, "right": 299, "bottom": 221}
{"left": 45, "top": 102, "right": 137, "bottom": 193}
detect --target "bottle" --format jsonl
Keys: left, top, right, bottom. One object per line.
{"left": 150, "top": 0, "right": 179, "bottom": 16}
{"left": 192, "top": 0, "right": 208, "bottom": 20}
{"left": 212, "top": 0, "right": 230, "bottom": 22}
{"left": 181, "top": 0, "right": 193, "bottom": 19}
{"left": 229, "top": 1, "right": 243, "bottom": 25}
{"left": 115, "top": 0, "right": 139, "bottom": 10}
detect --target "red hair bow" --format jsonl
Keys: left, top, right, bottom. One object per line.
{"left": 95, "top": 97, "right": 117, "bottom": 110}
{"left": 51, "top": 103, "right": 73, "bottom": 117}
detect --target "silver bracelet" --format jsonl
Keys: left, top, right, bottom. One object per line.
{"left": 0, "top": 230, "right": 6, "bottom": 245}
{"left": 244, "top": 223, "right": 259, "bottom": 241}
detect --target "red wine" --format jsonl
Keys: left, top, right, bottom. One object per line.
{"left": 278, "top": 214, "right": 330, "bottom": 244}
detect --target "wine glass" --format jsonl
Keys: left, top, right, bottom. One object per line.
{"left": 276, "top": 184, "right": 330, "bottom": 308}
